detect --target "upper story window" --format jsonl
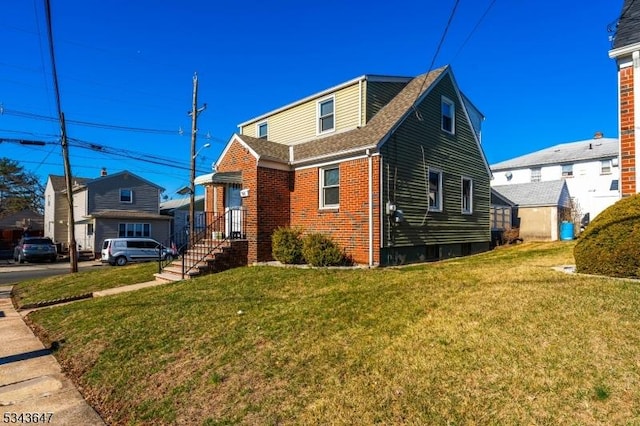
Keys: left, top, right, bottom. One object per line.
{"left": 120, "top": 188, "right": 133, "bottom": 203}
{"left": 441, "top": 96, "right": 455, "bottom": 134}
{"left": 317, "top": 97, "right": 335, "bottom": 134}
{"left": 429, "top": 169, "right": 443, "bottom": 212}
{"left": 257, "top": 121, "right": 268, "bottom": 139}
{"left": 320, "top": 165, "right": 339, "bottom": 209}
{"left": 601, "top": 159, "right": 612, "bottom": 175}
{"left": 561, "top": 164, "right": 573, "bottom": 178}
{"left": 531, "top": 168, "right": 541, "bottom": 183}
{"left": 461, "top": 177, "right": 473, "bottom": 214}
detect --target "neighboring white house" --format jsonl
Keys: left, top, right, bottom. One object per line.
{"left": 44, "top": 170, "right": 171, "bottom": 257}
{"left": 490, "top": 134, "right": 620, "bottom": 223}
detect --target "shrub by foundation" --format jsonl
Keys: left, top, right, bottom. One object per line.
{"left": 302, "top": 233, "right": 351, "bottom": 267}
{"left": 574, "top": 194, "right": 640, "bottom": 278}
{"left": 271, "top": 227, "right": 304, "bottom": 264}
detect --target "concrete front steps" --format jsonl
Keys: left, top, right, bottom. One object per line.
{"left": 154, "top": 239, "right": 248, "bottom": 283}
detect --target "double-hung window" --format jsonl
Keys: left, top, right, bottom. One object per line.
{"left": 601, "top": 160, "right": 612, "bottom": 175}
{"left": 461, "top": 177, "right": 473, "bottom": 214}
{"left": 441, "top": 96, "right": 455, "bottom": 134}
{"left": 530, "top": 168, "right": 541, "bottom": 183}
{"left": 320, "top": 166, "right": 339, "bottom": 208}
{"left": 318, "top": 97, "right": 335, "bottom": 134}
{"left": 120, "top": 188, "right": 133, "bottom": 203}
{"left": 561, "top": 164, "right": 573, "bottom": 178}
{"left": 429, "top": 170, "right": 443, "bottom": 212}
{"left": 257, "top": 121, "right": 268, "bottom": 139}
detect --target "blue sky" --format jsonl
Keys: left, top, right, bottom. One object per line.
{"left": 0, "top": 1, "right": 622, "bottom": 199}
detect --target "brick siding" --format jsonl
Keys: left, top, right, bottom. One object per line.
{"left": 620, "top": 65, "right": 636, "bottom": 196}
{"left": 206, "top": 141, "right": 381, "bottom": 265}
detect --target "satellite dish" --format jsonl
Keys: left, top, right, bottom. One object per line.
{"left": 505, "top": 171, "right": 513, "bottom": 180}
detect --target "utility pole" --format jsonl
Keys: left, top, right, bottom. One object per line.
{"left": 188, "top": 73, "right": 206, "bottom": 244}
{"left": 61, "top": 112, "right": 78, "bottom": 272}
{"left": 44, "top": 0, "right": 78, "bottom": 272}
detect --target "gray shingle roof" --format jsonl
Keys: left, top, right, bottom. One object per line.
{"left": 239, "top": 135, "right": 290, "bottom": 162}
{"left": 613, "top": 0, "right": 640, "bottom": 49}
{"left": 48, "top": 175, "right": 91, "bottom": 191}
{"left": 492, "top": 180, "right": 568, "bottom": 207}
{"left": 490, "top": 137, "right": 618, "bottom": 171}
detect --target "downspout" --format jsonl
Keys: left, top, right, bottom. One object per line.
{"left": 367, "top": 148, "right": 373, "bottom": 266}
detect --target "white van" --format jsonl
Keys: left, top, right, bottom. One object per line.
{"left": 101, "top": 238, "right": 177, "bottom": 266}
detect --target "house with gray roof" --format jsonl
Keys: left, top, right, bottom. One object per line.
{"left": 195, "top": 66, "right": 492, "bottom": 266}
{"left": 609, "top": 0, "right": 640, "bottom": 197}
{"left": 492, "top": 180, "right": 571, "bottom": 241}
{"left": 491, "top": 133, "right": 620, "bottom": 224}
{"left": 45, "top": 169, "right": 171, "bottom": 257}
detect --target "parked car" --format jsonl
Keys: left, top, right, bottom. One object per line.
{"left": 13, "top": 237, "right": 58, "bottom": 263}
{"left": 101, "top": 238, "right": 177, "bottom": 266}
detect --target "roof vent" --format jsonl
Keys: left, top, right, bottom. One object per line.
{"left": 594, "top": 131, "right": 603, "bottom": 139}
{"left": 101, "top": 167, "right": 107, "bottom": 176}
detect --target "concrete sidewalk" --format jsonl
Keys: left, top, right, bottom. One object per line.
{"left": 0, "top": 286, "right": 104, "bottom": 425}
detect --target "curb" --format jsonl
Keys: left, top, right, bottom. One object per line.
{"left": 18, "top": 293, "right": 94, "bottom": 311}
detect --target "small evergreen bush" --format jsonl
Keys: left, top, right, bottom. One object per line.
{"left": 302, "top": 233, "right": 350, "bottom": 267}
{"left": 574, "top": 194, "right": 640, "bottom": 278}
{"left": 271, "top": 227, "right": 304, "bottom": 264}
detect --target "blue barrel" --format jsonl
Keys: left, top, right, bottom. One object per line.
{"left": 560, "top": 221, "right": 574, "bottom": 240}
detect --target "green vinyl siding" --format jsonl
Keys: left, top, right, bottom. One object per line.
{"left": 379, "top": 73, "right": 490, "bottom": 252}
{"left": 365, "top": 81, "right": 409, "bottom": 123}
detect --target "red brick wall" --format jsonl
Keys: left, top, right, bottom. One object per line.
{"left": 620, "top": 65, "right": 636, "bottom": 196}
{"left": 206, "top": 140, "right": 260, "bottom": 263}
{"left": 256, "top": 167, "right": 291, "bottom": 261}
{"left": 206, "top": 139, "right": 381, "bottom": 265}
{"left": 291, "top": 156, "right": 381, "bottom": 265}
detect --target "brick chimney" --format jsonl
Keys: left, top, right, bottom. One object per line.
{"left": 609, "top": 0, "right": 640, "bottom": 197}
{"left": 593, "top": 131, "right": 603, "bottom": 139}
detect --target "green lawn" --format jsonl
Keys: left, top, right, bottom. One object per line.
{"left": 13, "top": 262, "right": 157, "bottom": 308}
{"left": 25, "top": 242, "right": 640, "bottom": 425}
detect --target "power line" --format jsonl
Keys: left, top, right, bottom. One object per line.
{"left": 450, "top": 0, "right": 498, "bottom": 64}
{"left": 412, "top": 0, "right": 461, "bottom": 117}
{"left": 0, "top": 106, "right": 227, "bottom": 142}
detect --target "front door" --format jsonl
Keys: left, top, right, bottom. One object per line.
{"left": 225, "top": 184, "right": 243, "bottom": 239}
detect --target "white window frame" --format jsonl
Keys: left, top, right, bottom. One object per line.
{"left": 601, "top": 159, "right": 612, "bottom": 175}
{"left": 530, "top": 168, "right": 541, "bottom": 183}
{"left": 441, "top": 96, "right": 455, "bottom": 134}
{"left": 120, "top": 188, "right": 133, "bottom": 203}
{"left": 461, "top": 177, "right": 473, "bottom": 214}
{"left": 317, "top": 96, "right": 335, "bottom": 135}
{"left": 118, "top": 223, "right": 151, "bottom": 237}
{"left": 257, "top": 121, "right": 268, "bottom": 139}
{"left": 429, "top": 169, "right": 443, "bottom": 212}
{"left": 561, "top": 164, "right": 573, "bottom": 178}
{"left": 319, "top": 165, "right": 340, "bottom": 209}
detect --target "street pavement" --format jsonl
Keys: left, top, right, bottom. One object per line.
{"left": 0, "top": 285, "right": 105, "bottom": 425}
